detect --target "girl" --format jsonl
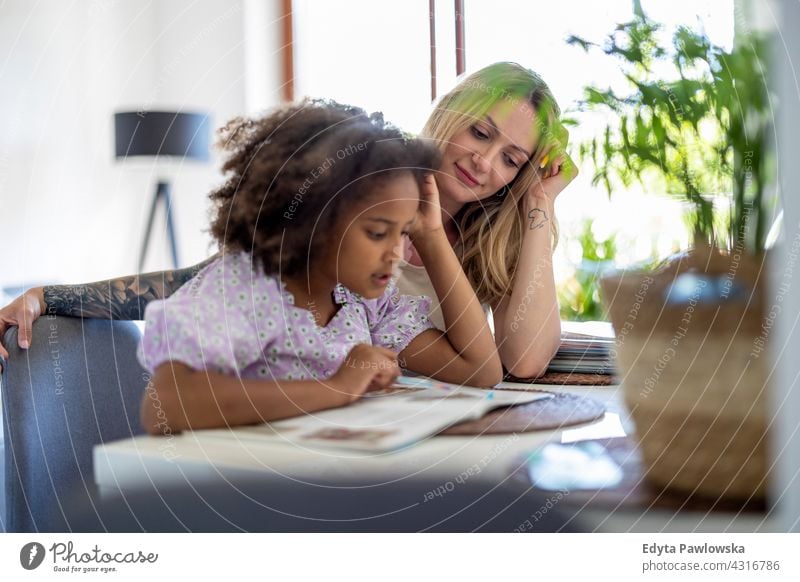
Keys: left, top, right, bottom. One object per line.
{"left": 138, "top": 100, "right": 501, "bottom": 433}
{"left": 1, "top": 62, "right": 575, "bottom": 379}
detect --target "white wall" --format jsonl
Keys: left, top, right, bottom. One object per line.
{"left": 0, "top": 0, "right": 281, "bottom": 288}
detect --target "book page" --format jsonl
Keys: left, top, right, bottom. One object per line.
{"left": 192, "top": 379, "right": 551, "bottom": 452}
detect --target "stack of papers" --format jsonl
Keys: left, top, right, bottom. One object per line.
{"left": 547, "top": 321, "right": 617, "bottom": 375}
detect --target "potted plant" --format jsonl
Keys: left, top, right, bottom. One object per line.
{"left": 569, "top": 1, "right": 776, "bottom": 500}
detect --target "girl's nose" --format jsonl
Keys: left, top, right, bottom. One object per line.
{"left": 386, "top": 238, "right": 404, "bottom": 262}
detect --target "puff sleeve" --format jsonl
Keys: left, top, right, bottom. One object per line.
{"left": 137, "top": 253, "right": 277, "bottom": 376}
{"left": 361, "top": 281, "right": 436, "bottom": 352}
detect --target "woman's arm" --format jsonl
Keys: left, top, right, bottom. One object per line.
{"left": 493, "top": 154, "right": 577, "bottom": 378}
{"left": 492, "top": 193, "right": 561, "bottom": 378}
{"left": 142, "top": 344, "right": 399, "bottom": 434}
{"left": 0, "top": 256, "right": 218, "bottom": 360}
{"left": 44, "top": 254, "right": 219, "bottom": 319}
{"left": 400, "top": 176, "right": 502, "bottom": 387}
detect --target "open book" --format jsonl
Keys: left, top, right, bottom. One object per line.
{"left": 192, "top": 377, "right": 551, "bottom": 452}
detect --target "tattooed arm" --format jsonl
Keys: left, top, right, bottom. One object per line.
{"left": 44, "top": 255, "right": 218, "bottom": 319}
{"left": 0, "top": 255, "right": 218, "bottom": 361}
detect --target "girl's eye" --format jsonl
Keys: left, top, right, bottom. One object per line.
{"left": 504, "top": 154, "right": 521, "bottom": 169}
{"left": 470, "top": 126, "right": 489, "bottom": 140}
{"left": 367, "top": 231, "right": 387, "bottom": 240}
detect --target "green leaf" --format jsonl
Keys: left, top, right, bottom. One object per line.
{"left": 565, "top": 35, "right": 596, "bottom": 52}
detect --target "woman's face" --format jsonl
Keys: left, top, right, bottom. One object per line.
{"left": 437, "top": 101, "right": 539, "bottom": 208}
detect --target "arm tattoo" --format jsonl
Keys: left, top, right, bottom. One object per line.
{"left": 528, "top": 208, "right": 549, "bottom": 230}
{"left": 43, "top": 254, "right": 219, "bottom": 320}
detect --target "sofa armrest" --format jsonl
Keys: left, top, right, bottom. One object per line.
{"left": 2, "top": 316, "right": 146, "bottom": 532}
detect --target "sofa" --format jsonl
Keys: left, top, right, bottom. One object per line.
{"left": 1, "top": 315, "right": 581, "bottom": 532}
{"left": 1, "top": 316, "right": 146, "bottom": 531}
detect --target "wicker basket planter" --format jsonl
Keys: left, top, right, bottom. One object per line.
{"left": 600, "top": 246, "right": 772, "bottom": 500}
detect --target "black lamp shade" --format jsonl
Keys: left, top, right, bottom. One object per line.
{"left": 114, "top": 111, "right": 211, "bottom": 161}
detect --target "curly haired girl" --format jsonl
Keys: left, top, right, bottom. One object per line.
{"left": 137, "top": 100, "right": 501, "bottom": 433}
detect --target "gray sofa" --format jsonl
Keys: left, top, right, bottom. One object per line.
{"left": 1, "top": 317, "right": 145, "bottom": 532}
{"left": 1, "top": 316, "right": 581, "bottom": 532}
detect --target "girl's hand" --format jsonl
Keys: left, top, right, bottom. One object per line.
{"left": 411, "top": 173, "right": 444, "bottom": 240}
{"left": 529, "top": 123, "right": 578, "bottom": 204}
{"left": 329, "top": 344, "right": 401, "bottom": 403}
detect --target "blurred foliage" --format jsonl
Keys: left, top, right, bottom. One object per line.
{"left": 568, "top": 0, "right": 774, "bottom": 254}
{"left": 558, "top": 220, "right": 617, "bottom": 321}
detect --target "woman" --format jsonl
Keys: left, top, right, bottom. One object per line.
{"left": 0, "top": 62, "right": 575, "bottom": 378}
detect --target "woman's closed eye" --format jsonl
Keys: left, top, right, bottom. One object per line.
{"left": 504, "top": 154, "right": 521, "bottom": 169}
{"left": 470, "top": 126, "right": 489, "bottom": 140}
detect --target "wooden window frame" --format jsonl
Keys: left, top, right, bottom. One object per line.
{"left": 282, "top": 1, "right": 465, "bottom": 103}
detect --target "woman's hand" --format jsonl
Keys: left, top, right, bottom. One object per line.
{"left": 410, "top": 173, "right": 444, "bottom": 241}
{"left": 0, "top": 287, "right": 45, "bottom": 364}
{"left": 529, "top": 122, "right": 578, "bottom": 204}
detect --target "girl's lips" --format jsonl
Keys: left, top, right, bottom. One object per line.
{"left": 372, "top": 274, "right": 391, "bottom": 286}
{"left": 454, "top": 163, "right": 479, "bottom": 187}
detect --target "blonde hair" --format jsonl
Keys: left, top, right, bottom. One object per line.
{"left": 421, "top": 62, "right": 561, "bottom": 306}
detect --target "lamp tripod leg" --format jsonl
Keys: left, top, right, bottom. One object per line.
{"left": 138, "top": 186, "right": 160, "bottom": 272}
{"left": 162, "top": 183, "right": 180, "bottom": 269}
{"left": 138, "top": 181, "right": 180, "bottom": 272}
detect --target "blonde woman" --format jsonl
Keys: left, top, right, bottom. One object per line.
{"left": 0, "top": 62, "right": 576, "bottom": 378}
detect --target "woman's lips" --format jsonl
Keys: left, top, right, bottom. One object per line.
{"left": 454, "top": 163, "right": 479, "bottom": 187}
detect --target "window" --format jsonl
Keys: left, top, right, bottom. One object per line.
{"left": 293, "top": 0, "right": 433, "bottom": 132}
{"left": 291, "top": 0, "right": 736, "bottom": 280}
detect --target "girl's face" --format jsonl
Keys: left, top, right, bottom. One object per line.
{"left": 437, "top": 101, "right": 539, "bottom": 209}
{"left": 322, "top": 172, "right": 419, "bottom": 299}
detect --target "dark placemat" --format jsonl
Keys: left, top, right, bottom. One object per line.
{"left": 440, "top": 392, "right": 606, "bottom": 436}
{"left": 506, "top": 371, "right": 618, "bottom": 386}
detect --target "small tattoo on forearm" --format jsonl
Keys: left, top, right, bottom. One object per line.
{"left": 528, "top": 208, "right": 549, "bottom": 230}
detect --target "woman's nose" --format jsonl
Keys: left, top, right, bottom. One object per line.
{"left": 471, "top": 150, "right": 491, "bottom": 174}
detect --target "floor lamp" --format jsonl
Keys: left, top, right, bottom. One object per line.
{"left": 114, "top": 111, "right": 211, "bottom": 271}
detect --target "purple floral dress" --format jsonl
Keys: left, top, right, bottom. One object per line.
{"left": 137, "top": 252, "right": 435, "bottom": 380}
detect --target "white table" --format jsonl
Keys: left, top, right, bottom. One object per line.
{"left": 95, "top": 382, "right": 625, "bottom": 487}
{"left": 93, "top": 381, "right": 774, "bottom": 531}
